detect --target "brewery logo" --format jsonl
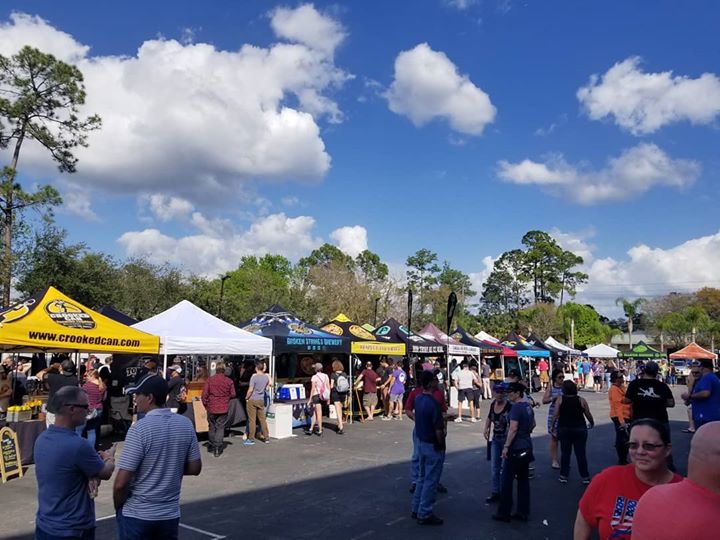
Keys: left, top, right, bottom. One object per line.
{"left": 349, "top": 325, "right": 375, "bottom": 340}
{"left": 322, "top": 323, "right": 344, "bottom": 336}
{"left": 0, "top": 299, "right": 36, "bottom": 326}
{"left": 288, "top": 322, "right": 312, "bottom": 335}
{"left": 375, "top": 325, "right": 391, "bottom": 336}
{"left": 45, "top": 299, "right": 96, "bottom": 329}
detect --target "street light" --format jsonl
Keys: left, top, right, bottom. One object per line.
{"left": 373, "top": 297, "right": 381, "bottom": 326}
{"left": 218, "top": 274, "right": 231, "bottom": 318}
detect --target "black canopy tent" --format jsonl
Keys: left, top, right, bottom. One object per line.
{"left": 372, "top": 318, "right": 445, "bottom": 355}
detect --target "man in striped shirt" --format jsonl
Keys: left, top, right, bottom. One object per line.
{"left": 113, "top": 374, "right": 202, "bottom": 540}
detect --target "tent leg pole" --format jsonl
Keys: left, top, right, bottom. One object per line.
{"left": 163, "top": 353, "right": 168, "bottom": 378}
{"left": 348, "top": 354, "right": 353, "bottom": 425}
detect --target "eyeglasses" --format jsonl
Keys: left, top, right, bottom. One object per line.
{"left": 67, "top": 403, "right": 89, "bottom": 410}
{"left": 691, "top": 371, "right": 701, "bottom": 376}
{"left": 627, "top": 442, "right": 666, "bottom": 452}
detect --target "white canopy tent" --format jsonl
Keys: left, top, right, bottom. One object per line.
{"left": 475, "top": 330, "right": 499, "bottom": 343}
{"left": 583, "top": 343, "right": 620, "bottom": 359}
{"left": 545, "top": 336, "right": 584, "bottom": 356}
{"left": 132, "top": 300, "right": 273, "bottom": 372}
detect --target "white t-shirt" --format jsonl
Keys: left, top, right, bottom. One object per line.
{"left": 455, "top": 369, "right": 475, "bottom": 390}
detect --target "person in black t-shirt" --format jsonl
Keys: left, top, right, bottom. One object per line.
{"left": 45, "top": 360, "right": 79, "bottom": 399}
{"left": 624, "top": 361, "right": 675, "bottom": 423}
{"left": 166, "top": 366, "right": 187, "bottom": 413}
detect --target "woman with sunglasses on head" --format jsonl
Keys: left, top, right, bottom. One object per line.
{"left": 573, "top": 418, "right": 682, "bottom": 540}
{"left": 543, "top": 369, "right": 566, "bottom": 470}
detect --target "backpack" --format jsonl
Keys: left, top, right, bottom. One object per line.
{"left": 335, "top": 373, "right": 350, "bottom": 393}
{"left": 316, "top": 374, "right": 330, "bottom": 401}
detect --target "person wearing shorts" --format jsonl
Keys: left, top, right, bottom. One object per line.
{"left": 453, "top": 361, "right": 478, "bottom": 423}
{"left": 388, "top": 360, "right": 407, "bottom": 419}
{"left": 355, "top": 362, "right": 380, "bottom": 420}
{"left": 471, "top": 365, "right": 483, "bottom": 421}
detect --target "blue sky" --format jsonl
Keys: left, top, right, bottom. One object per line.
{"left": 1, "top": 1, "right": 719, "bottom": 316}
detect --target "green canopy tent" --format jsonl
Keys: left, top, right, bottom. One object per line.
{"left": 619, "top": 341, "right": 665, "bottom": 360}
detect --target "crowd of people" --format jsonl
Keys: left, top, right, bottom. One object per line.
{"left": 20, "top": 350, "right": 720, "bottom": 539}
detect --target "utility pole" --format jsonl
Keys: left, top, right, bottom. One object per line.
{"left": 218, "top": 274, "right": 230, "bottom": 318}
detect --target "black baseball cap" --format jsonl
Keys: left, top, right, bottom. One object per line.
{"left": 126, "top": 373, "right": 168, "bottom": 405}
{"left": 507, "top": 382, "right": 525, "bottom": 394}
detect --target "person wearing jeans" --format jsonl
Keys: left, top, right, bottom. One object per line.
{"left": 201, "top": 362, "right": 236, "bottom": 457}
{"left": 245, "top": 360, "right": 270, "bottom": 446}
{"left": 493, "top": 382, "right": 535, "bottom": 523}
{"left": 410, "top": 371, "right": 446, "bottom": 526}
{"left": 484, "top": 382, "right": 512, "bottom": 503}
{"left": 551, "top": 380, "right": 594, "bottom": 483}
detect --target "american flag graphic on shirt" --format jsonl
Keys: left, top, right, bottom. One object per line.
{"left": 609, "top": 496, "right": 638, "bottom": 539}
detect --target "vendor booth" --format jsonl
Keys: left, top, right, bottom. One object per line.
{"left": 545, "top": 336, "right": 584, "bottom": 357}
{"left": 669, "top": 342, "right": 717, "bottom": 362}
{"left": 419, "top": 323, "right": 479, "bottom": 357}
{"left": 373, "top": 318, "right": 445, "bottom": 356}
{"left": 584, "top": 343, "right": 621, "bottom": 358}
{"left": 620, "top": 341, "right": 666, "bottom": 360}
{"left": 131, "top": 300, "right": 272, "bottom": 433}
{"left": 0, "top": 286, "right": 160, "bottom": 465}
{"left": 500, "top": 332, "right": 550, "bottom": 383}
{"left": 451, "top": 326, "right": 515, "bottom": 378}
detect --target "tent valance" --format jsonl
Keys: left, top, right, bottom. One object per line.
{"left": 132, "top": 300, "right": 272, "bottom": 355}
{"left": 545, "top": 336, "right": 584, "bottom": 356}
{"left": 419, "top": 323, "right": 479, "bottom": 356}
{"left": 584, "top": 343, "right": 620, "bottom": 359}
{"left": 0, "top": 286, "right": 159, "bottom": 354}
{"left": 500, "top": 332, "right": 551, "bottom": 358}
{"left": 373, "top": 318, "right": 444, "bottom": 355}
{"left": 241, "top": 304, "right": 350, "bottom": 354}
{"left": 526, "top": 333, "right": 564, "bottom": 358}
{"left": 669, "top": 342, "right": 717, "bottom": 360}
{"left": 321, "top": 313, "right": 406, "bottom": 356}
{"left": 619, "top": 341, "right": 665, "bottom": 360}
{"left": 450, "top": 326, "right": 506, "bottom": 355}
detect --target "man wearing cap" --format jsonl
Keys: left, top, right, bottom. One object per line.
{"left": 682, "top": 359, "right": 720, "bottom": 428}
{"left": 114, "top": 374, "right": 201, "bottom": 539}
{"left": 35, "top": 386, "right": 116, "bottom": 540}
{"left": 201, "top": 362, "right": 236, "bottom": 456}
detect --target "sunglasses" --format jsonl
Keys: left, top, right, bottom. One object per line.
{"left": 691, "top": 371, "right": 701, "bottom": 376}
{"left": 627, "top": 442, "right": 666, "bottom": 452}
{"left": 68, "top": 403, "right": 89, "bottom": 410}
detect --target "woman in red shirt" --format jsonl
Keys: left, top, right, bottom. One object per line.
{"left": 574, "top": 418, "right": 682, "bottom": 540}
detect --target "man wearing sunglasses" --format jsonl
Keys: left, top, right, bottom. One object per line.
{"left": 34, "top": 386, "right": 116, "bottom": 540}
{"left": 682, "top": 359, "right": 720, "bottom": 428}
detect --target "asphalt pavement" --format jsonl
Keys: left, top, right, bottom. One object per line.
{"left": 0, "top": 386, "right": 693, "bottom": 540}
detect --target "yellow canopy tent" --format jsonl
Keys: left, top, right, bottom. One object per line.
{"left": 0, "top": 286, "right": 160, "bottom": 354}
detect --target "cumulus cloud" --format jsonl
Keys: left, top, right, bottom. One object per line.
{"left": 270, "top": 4, "right": 346, "bottom": 57}
{"left": 60, "top": 189, "right": 99, "bottom": 221}
{"left": 330, "top": 225, "right": 368, "bottom": 258}
{"left": 385, "top": 43, "right": 496, "bottom": 135}
{"left": 145, "top": 194, "right": 195, "bottom": 222}
{"left": 446, "top": 0, "right": 479, "bottom": 9}
{"left": 577, "top": 57, "right": 720, "bottom": 135}
{"left": 549, "top": 227, "right": 595, "bottom": 264}
{"left": 118, "top": 212, "right": 324, "bottom": 276}
{"left": 0, "top": 7, "right": 351, "bottom": 204}
{"left": 497, "top": 143, "right": 700, "bottom": 204}
{"left": 576, "top": 230, "right": 720, "bottom": 316}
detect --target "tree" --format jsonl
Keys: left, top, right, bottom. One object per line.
{"left": 695, "top": 287, "right": 720, "bottom": 320}
{"left": 518, "top": 303, "right": 561, "bottom": 339}
{"left": 116, "top": 260, "right": 187, "bottom": 320}
{"left": 0, "top": 46, "right": 101, "bottom": 305}
{"left": 558, "top": 303, "right": 616, "bottom": 347}
{"left": 406, "top": 248, "right": 440, "bottom": 327}
{"left": 481, "top": 249, "right": 529, "bottom": 317}
{"left": 556, "top": 251, "right": 588, "bottom": 306}
{"left": 355, "top": 249, "right": 388, "bottom": 284}
{"left": 615, "top": 297, "right": 646, "bottom": 347}
{"left": 521, "top": 230, "right": 563, "bottom": 303}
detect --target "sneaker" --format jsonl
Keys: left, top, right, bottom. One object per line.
{"left": 417, "top": 514, "right": 443, "bottom": 526}
{"left": 262, "top": 438, "right": 270, "bottom": 444}
{"left": 485, "top": 493, "right": 500, "bottom": 503}
{"left": 381, "top": 416, "right": 392, "bottom": 421}
{"left": 470, "top": 418, "right": 477, "bottom": 423}
{"left": 304, "top": 430, "right": 313, "bottom": 436}
{"left": 409, "top": 483, "right": 416, "bottom": 494}
{"left": 453, "top": 417, "right": 463, "bottom": 423}
{"left": 337, "top": 428, "right": 344, "bottom": 435}
{"left": 243, "top": 440, "right": 255, "bottom": 446}
{"left": 559, "top": 476, "right": 568, "bottom": 483}
{"left": 582, "top": 477, "right": 591, "bottom": 485}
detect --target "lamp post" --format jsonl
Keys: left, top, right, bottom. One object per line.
{"left": 373, "top": 297, "right": 380, "bottom": 326}
{"left": 218, "top": 274, "right": 230, "bottom": 318}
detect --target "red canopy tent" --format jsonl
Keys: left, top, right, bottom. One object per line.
{"left": 669, "top": 342, "right": 717, "bottom": 360}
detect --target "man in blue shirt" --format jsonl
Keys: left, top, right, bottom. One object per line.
{"left": 411, "top": 370, "right": 446, "bottom": 526}
{"left": 34, "top": 386, "right": 116, "bottom": 540}
{"left": 684, "top": 360, "right": 720, "bottom": 427}
{"left": 113, "top": 374, "right": 202, "bottom": 540}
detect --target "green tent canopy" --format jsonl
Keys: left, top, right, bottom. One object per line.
{"left": 619, "top": 340, "right": 665, "bottom": 359}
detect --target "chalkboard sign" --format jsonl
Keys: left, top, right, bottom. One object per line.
{"left": 0, "top": 426, "right": 23, "bottom": 483}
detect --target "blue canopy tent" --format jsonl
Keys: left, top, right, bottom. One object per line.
{"left": 500, "top": 332, "right": 550, "bottom": 380}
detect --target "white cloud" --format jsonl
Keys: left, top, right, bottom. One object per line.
{"left": 385, "top": 43, "right": 496, "bottom": 135}
{"left": 577, "top": 230, "right": 720, "bottom": 316}
{"left": 270, "top": 4, "right": 346, "bottom": 57}
{"left": 549, "top": 227, "right": 595, "bottom": 264}
{"left": 118, "top": 212, "right": 324, "bottom": 276}
{"left": 497, "top": 143, "right": 700, "bottom": 204}
{"left": 469, "top": 255, "right": 496, "bottom": 295}
{"left": 0, "top": 8, "right": 351, "bottom": 204}
{"left": 330, "top": 225, "right": 368, "bottom": 258}
{"left": 281, "top": 196, "right": 300, "bottom": 207}
{"left": 145, "top": 194, "right": 194, "bottom": 222}
{"left": 577, "top": 57, "right": 720, "bottom": 135}
{"left": 61, "top": 190, "right": 98, "bottom": 221}
{"left": 446, "top": 0, "right": 479, "bottom": 9}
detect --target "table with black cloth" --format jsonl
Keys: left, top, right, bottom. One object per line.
{"left": 0, "top": 419, "right": 46, "bottom": 466}
{"left": 182, "top": 398, "right": 246, "bottom": 431}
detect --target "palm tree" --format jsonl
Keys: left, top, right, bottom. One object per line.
{"left": 615, "top": 297, "right": 646, "bottom": 348}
